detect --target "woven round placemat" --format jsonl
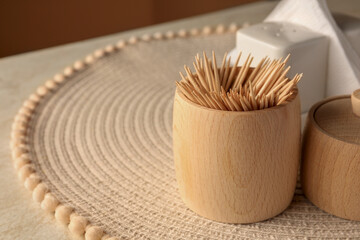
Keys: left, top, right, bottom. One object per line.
{"left": 10, "top": 24, "right": 360, "bottom": 240}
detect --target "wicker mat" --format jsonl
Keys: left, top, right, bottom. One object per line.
{"left": 10, "top": 24, "right": 360, "bottom": 239}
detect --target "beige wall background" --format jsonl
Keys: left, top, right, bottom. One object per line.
{"left": 0, "top": 0, "right": 258, "bottom": 58}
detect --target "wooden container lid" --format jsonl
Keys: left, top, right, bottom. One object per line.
{"left": 301, "top": 89, "right": 360, "bottom": 221}
{"left": 314, "top": 90, "right": 360, "bottom": 144}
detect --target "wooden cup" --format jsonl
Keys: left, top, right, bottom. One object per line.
{"left": 301, "top": 90, "right": 360, "bottom": 221}
{"left": 173, "top": 88, "right": 301, "bottom": 223}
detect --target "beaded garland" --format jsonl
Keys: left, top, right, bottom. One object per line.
{"left": 10, "top": 23, "right": 245, "bottom": 240}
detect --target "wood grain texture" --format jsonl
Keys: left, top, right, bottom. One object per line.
{"left": 351, "top": 89, "right": 360, "bottom": 117}
{"left": 301, "top": 95, "right": 360, "bottom": 221}
{"left": 173, "top": 89, "right": 301, "bottom": 223}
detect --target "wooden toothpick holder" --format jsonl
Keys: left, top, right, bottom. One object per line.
{"left": 173, "top": 88, "right": 301, "bottom": 223}
{"left": 301, "top": 90, "right": 360, "bottom": 221}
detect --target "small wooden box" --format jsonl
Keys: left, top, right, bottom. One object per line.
{"left": 301, "top": 91, "right": 360, "bottom": 221}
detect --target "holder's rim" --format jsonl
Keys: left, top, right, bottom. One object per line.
{"left": 306, "top": 94, "right": 360, "bottom": 146}
{"left": 175, "top": 86, "right": 299, "bottom": 115}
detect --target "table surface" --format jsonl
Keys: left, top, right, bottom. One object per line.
{"left": 1, "top": 1, "right": 360, "bottom": 239}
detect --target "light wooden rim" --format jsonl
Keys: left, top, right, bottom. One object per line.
{"left": 307, "top": 94, "right": 360, "bottom": 146}
{"left": 351, "top": 89, "right": 360, "bottom": 117}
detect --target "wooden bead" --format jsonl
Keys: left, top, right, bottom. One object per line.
{"left": 165, "top": 31, "right": 175, "bottom": 39}
{"left": 17, "top": 108, "right": 26, "bottom": 116}
{"left": 20, "top": 152, "right": 31, "bottom": 158}
{"left": 69, "top": 214, "right": 88, "bottom": 235}
{"left": 202, "top": 26, "right": 212, "bottom": 35}
{"left": 128, "top": 36, "right": 138, "bottom": 44}
{"left": 85, "top": 226, "right": 103, "bottom": 240}
{"left": 15, "top": 120, "right": 27, "bottom": 128}
{"left": 177, "top": 29, "right": 187, "bottom": 38}
{"left": 12, "top": 125, "right": 25, "bottom": 135}
{"left": 24, "top": 173, "right": 40, "bottom": 190}
{"left": 12, "top": 146, "right": 28, "bottom": 159}
{"left": 64, "top": 66, "right": 74, "bottom": 77}
{"left": 23, "top": 99, "right": 36, "bottom": 110}
{"left": 216, "top": 24, "right": 225, "bottom": 34}
{"left": 41, "top": 193, "right": 59, "bottom": 212}
{"left": 14, "top": 155, "right": 31, "bottom": 170}
{"left": 153, "top": 32, "right": 163, "bottom": 40}
{"left": 55, "top": 205, "right": 73, "bottom": 224}
{"left": 36, "top": 86, "right": 48, "bottom": 97}
{"left": 17, "top": 143, "right": 29, "bottom": 149}
{"left": 115, "top": 40, "right": 126, "bottom": 49}
{"left": 11, "top": 130, "right": 25, "bottom": 140}
{"left": 12, "top": 121, "right": 26, "bottom": 131}
{"left": 12, "top": 120, "right": 24, "bottom": 129}
{"left": 85, "top": 54, "right": 95, "bottom": 64}
{"left": 10, "top": 137, "right": 26, "bottom": 150}
{"left": 74, "top": 60, "right": 85, "bottom": 70}
{"left": 17, "top": 143, "right": 29, "bottom": 151}
{"left": 19, "top": 106, "right": 33, "bottom": 117}
{"left": 18, "top": 164, "right": 34, "bottom": 182}
{"left": 94, "top": 49, "right": 105, "bottom": 58}
{"left": 29, "top": 93, "right": 41, "bottom": 103}
{"left": 13, "top": 115, "right": 22, "bottom": 125}
{"left": 54, "top": 73, "right": 65, "bottom": 83}
{"left": 229, "top": 22, "right": 238, "bottom": 32}
{"left": 33, "top": 183, "right": 48, "bottom": 202}
{"left": 13, "top": 125, "right": 27, "bottom": 133}
{"left": 141, "top": 34, "right": 151, "bottom": 42}
{"left": 19, "top": 153, "right": 31, "bottom": 161}
{"left": 45, "top": 79, "right": 57, "bottom": 90}
{"left": 15, "top": 113, "right": 29, "bottom": 123}
{"left": 104, "top": 45, "right": 115, "bottom": 53}
{"left": 190, "top": 28, "right": 199, "bottom": 36}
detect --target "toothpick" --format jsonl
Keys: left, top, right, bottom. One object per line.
{"left": 219, "top": 52, "right": 228, "bottom": 84}
{"left": 249, "top": 80, "right": 257, "bottom": 110}
{"left": 222, "top": 56, "right": 231, "bottom": 89}
{"left": 225, "top": 51, "right": 242, "bottom": 91}
{"left": 176, "top": 81, "right": 197, "bottom": 103}
{"left": 203, "top": 52, "right": 213, "bottom": 92}
{"left": 212, "top": 51, "right": 221, "bottom": 93}
{"left": 247, "top": 56, "right": 267, "bottom": 84}
{"left": 228, "top": 95, "right": 242, "bottom": 111}
{"left": 176, "top": 51, "right": 301, "bottom": 112}
{"left": 193, "top": 63, "right": 209, "bottom": 91}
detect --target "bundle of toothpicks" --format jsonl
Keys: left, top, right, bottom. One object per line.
{"left": 176, "top": 51, "right": 302, "bottom": 111}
